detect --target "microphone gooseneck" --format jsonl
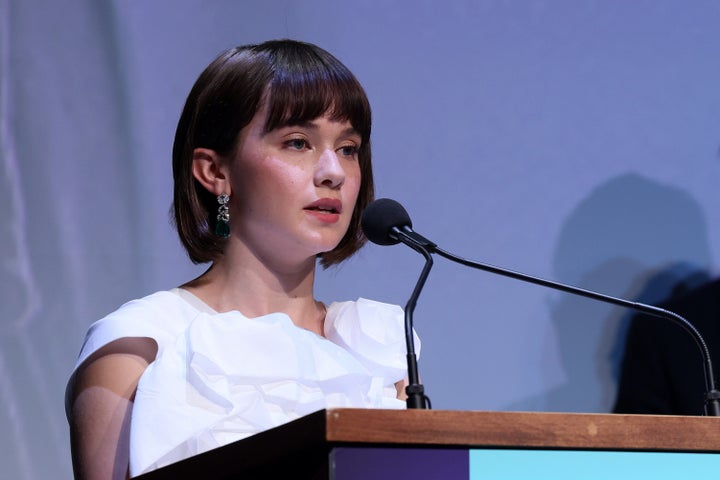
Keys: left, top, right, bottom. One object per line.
{"left": 362, "top": 198, "right": 720, "bottom": 416}
{"left": 399, "top": 239, "right": 433, "bottom": 409}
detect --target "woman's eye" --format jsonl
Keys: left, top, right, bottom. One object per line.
{"left": 286, "top": 138, "right": 308, "bottom": 150}
{"left": 339, "top": 145, "right": 359, "bottom": 156}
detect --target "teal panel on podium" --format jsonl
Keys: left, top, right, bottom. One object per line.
{"left": 469, "top": 449, "right": 720, "bottom": 479}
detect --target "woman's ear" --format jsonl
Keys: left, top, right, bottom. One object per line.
{"left": 192, "top": 148, "right": 230, "bottom": 195}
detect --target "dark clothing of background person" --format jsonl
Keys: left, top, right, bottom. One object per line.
{"left": 614, "top": 279, "right": 720, "bottom": 415}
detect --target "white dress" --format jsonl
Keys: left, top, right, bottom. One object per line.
{"left": 68, "top": 289, "right": 419, "bottom": 477}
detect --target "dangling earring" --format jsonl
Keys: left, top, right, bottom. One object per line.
{"left": 215, "top": 193, "right": 230, "bottom": 238}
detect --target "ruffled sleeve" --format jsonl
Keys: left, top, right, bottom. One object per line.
{"left": 65, "top": 291, "right": 192, "bottom": 418}
{"left": 71, "top": 292, "right": 192, "bottom": 370}
{"left": 324, "top": 297, "right": 420, "bottom": 384}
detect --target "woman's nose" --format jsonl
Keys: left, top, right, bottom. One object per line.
{"left": 314, "top": 149, "right": 345, "bottom": 189}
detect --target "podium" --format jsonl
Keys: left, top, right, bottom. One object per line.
{"left": 136, "top": 408, "right": 720, "bottom": 479}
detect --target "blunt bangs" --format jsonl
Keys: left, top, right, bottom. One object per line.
{"left": 262, "top": 47, "right": 371, "bottom": 143}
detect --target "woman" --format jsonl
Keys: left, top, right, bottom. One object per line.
{"left": 66, "top": 39, "right": 415, "bottom": 479}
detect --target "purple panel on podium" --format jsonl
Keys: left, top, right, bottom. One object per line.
{"left": 331, "top": 447, "right": 469, "bottom": 479}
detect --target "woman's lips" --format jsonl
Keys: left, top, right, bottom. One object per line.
{"left": 304, "top": 198, "right": 342, "bottom": 223}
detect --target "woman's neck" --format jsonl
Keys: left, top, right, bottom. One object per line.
{"left": 181, "top": 241, "right": 326, "bottom": 335}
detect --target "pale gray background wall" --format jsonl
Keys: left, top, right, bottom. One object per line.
{"left": 2, "top": 1, "right": 719, "bottom": 478}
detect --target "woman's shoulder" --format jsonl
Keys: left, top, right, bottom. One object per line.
{"left": 73, "top": 290, "right": 200, "bottom": 371}
{"left": 90, "top": 289, "right": 194, "bottom": 333}
{"left": 325, "top": 297, "right": 406, "bottom": 335}
{"left": 325, "top": 298, "right": 406, "bottom": 342}
{"left": 327, "top": 297, "right": 403, "bottom": 319}
{"left": 66, "top": 290, "right": 195, "bottom": 419}
{"left": 324, "top": 298, "right": 417, "bottom": 376}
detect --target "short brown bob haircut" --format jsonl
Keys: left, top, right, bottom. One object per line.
{"left": 172, "top": 39, "right": 374, "bottom": 267}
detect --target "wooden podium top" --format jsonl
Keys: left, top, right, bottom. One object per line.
{"left": 321, "top": 408, "right": 720, "bottom": 451}
{"left": 136, "top": 409, "right": 720, "bottom": 479}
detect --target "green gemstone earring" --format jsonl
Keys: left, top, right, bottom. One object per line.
{"left": 215, "top": 193, "right": 230, "bottom": 238}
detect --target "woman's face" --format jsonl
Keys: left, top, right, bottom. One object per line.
{"left": 226, "top": 106, "right": 362, "bottom": 265}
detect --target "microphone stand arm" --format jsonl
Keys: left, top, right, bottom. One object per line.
{"left": 391, "top": 227, "right": 435, "bottom": 409}
{"left": 431, "top": 244, "right": 720, "bottom": 416}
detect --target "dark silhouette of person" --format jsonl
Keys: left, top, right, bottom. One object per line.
{"left": 614, "top": 278, "right": 720, "bottom": 415}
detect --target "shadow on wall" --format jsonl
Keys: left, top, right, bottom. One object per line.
{"left": 511, "top": 173, "right": 711, "bottom": 413}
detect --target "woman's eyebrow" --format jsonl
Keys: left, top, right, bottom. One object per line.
{"left": 278, "top": 121, "right": 360, "bottom": 137}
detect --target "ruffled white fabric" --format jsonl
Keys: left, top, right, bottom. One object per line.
{"left": 67, "top": 291, "right": 418, "bottom": 477}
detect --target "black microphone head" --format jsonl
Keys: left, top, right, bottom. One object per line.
{"left": 361, "top": 198, "right": 412, "bottom": 246}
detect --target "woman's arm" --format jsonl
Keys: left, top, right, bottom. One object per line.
{"left": 395, "top": 379, "right": 408, "bottom": 401}
{"left": 68, "top": 337, "right": 157, "bottom": 480}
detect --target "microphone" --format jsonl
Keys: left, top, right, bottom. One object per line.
{"left": 361, "top": 198, "right": 408, "bottom": 245}
{"left": 361, "top": 198, "right": 720, "bottom": 416}
{"left": 361, "top": 198, "right": 436, "bottom": 250}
